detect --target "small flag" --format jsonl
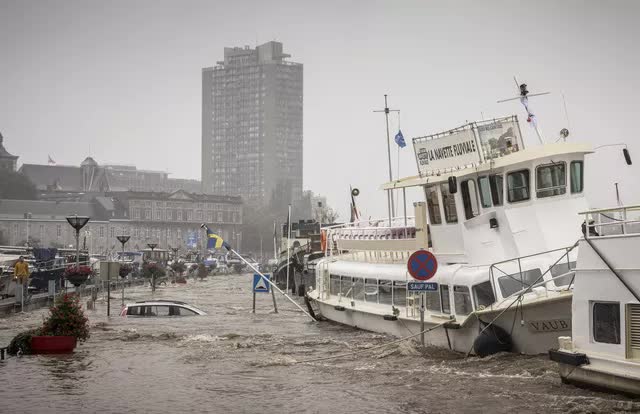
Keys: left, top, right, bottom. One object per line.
{"left": 48, "top": 155, "right": 56, "bottom": 165}
{"left": 520, "top": 97, "right": 538, "bottom": 127}
{"left": 201, "top": 224, "right": 230, "bottom": 250}
{"left": 394, "top": 130, "right": 406, "bottom": 148}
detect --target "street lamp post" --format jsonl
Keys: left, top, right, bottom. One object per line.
{"left": 117, "top": 235, "right": 130, "bottom": 306}
{"left": 147, "top": 243, "right": 157, "bottom": 293}
{"left": 65, "top": 215, "right": 90, "bottom": 292}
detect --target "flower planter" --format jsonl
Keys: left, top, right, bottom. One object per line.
{"left": 65, "top": 273, "right": 89, "bottom": 287}
{"left": 31, "top": 336, "right": 77, "bottom": 354}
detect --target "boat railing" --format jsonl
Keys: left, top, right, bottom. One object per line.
{"left": 489, "top": 243, "right": 578, "bottom": 306}
{"left": 581, "top": 205, "right": 640, "bottom": 238}
{"left": 323, "top": 216, "right": 416, "bottom": 231}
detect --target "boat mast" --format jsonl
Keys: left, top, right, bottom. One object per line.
{"left": 374, "top": 95, "right": 400, "bottom": 223}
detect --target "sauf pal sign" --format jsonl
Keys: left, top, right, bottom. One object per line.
{"left": 413, "top": 127, "right": 481, "bottom": 176}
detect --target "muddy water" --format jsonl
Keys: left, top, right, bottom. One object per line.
{"left": 0, "top": 275, "right": 639, "bottom": 414}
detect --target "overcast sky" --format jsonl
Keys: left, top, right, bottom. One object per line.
{"left": 1, "top": 0, "right": 638, "bottom": 219}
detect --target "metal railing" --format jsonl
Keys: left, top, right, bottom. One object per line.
{"left": 581, "top": 205, "right": 640, "bottom": 238}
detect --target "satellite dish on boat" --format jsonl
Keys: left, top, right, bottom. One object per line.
{"left": 351, "top": 188, "right": 360, "bottom": 197}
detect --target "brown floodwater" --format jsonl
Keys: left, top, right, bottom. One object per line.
{"left": 1, "top": 274, "right": 639, "bottom": 414}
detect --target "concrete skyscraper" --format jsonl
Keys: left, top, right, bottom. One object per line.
{"left": 202, "top": 41, "right": 303, "bottom": 210}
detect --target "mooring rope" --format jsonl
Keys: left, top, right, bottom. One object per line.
{"left": 294, "top": 321, "right": 447, "bottom": 364}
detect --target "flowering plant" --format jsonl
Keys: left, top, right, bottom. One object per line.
{"left": 40, "top": 293, "right": 90, "bottom": 342}
{"left": 64, "top": 265, "right": 93, "bottom": 287}
{"left": 142, "top": 262, "right": 166, "bottom": 279}
{"left": 119, "top": 264, "right": 133, "bottom": 278}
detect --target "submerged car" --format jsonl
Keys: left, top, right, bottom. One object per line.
{"left": 121, "top": 300, "right": 206, "bottom": 317}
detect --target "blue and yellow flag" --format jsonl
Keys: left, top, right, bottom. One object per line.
{"left": 201, "top": 224, "right": 231, "bottom": 250}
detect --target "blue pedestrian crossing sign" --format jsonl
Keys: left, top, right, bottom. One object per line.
{"left": 253, "top": 273, "right": 271, "bottom": 293}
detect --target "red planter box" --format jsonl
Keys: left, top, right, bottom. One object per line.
{"left": 31, "top": 336, "right": 77, "bottom": 354}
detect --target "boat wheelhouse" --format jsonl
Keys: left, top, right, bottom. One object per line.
{"left": 310, "top": 115, "right": 592, "bottom": 355}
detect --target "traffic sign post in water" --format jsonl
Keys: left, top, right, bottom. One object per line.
{"left": 252, "top": 273, "right": 278, "bottom": 314}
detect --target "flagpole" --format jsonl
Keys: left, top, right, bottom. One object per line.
{"left": 286, "top": 204, "right": 292, "bottom": 294}
{"left": 374, "top": 95, "right": 400, "bottom": 223}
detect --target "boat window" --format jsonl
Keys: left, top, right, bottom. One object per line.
{"left": 425, "top": 186, "right": 442, "bottom": 225}
{"left": 570, "top": 161, "right": 584, "bottom": 193}
{"left": 143, "top": 306, "right": 156, "bottom": 316}
{"left": 379, "top": 280, "right": 393, "bottom": 305}
{"left": 353, "top": 278, "right": 365, "bottom": 301}
{"left": 341, "top": 276, "right": 353, "bottom": 298}
{"left": 507, "top": 169, "right": 530, "bottom": 203}
{"left": 550, "top": 261, "right": 576, "bottom": 287}
{"left": 176, "top": 306, "right": 197, "bottom": 316}
{"left": 490, "top": 175, "right": 504, "bottom": 206}
{"left": 155, "top": 306, "right": 171, "bottom": 317}
{"left": 393, "top": 281, "right": 407, "bottom": 307}
{"left": 440, "top": 285, "right": 451, "bottom": 314}
{"left": 536, "top": 162, "right": 566, "bottom": 198}
{"left": 473, "top": 281, "right": 496, "bottom": 309}
{"left": 425, "top": 290, "right": 441, "bottom": 312}
{"left": 330, "top": 274, "right": 340, "bottom": 295}
{"left": 461, "top": 179, "right": 480, "bottom": 220}
{"left": 127, "top": 306, "right": 140, "bottom": 316}
{"left": 440, "top": 184, "right": 458, "bottom": 223}
{"left": 498, "top": 268, "right": 542, "bottom": 297}
{"left": 365, "top": 278, "right": 378, "bottom": 303}
{"left": 592, "top": 302, "right": 620, "bottom": 344}
{"left": 477, "top": 176, "right": 492, "bottom": 208}
{"left": 454, "top": 285, "right": 473, "bottom": 315}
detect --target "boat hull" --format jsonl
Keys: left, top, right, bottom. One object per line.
{"left": 315, "top": 294, "right": 572, "bottom": 355}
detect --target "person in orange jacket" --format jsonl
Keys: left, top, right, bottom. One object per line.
{"left": 14, "top": 256, "right": 30, "bottom": 285}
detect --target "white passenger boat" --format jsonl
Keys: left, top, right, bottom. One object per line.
{"left": 309, "top": 115, "right": 594, "bottom": 355}
{"left": 550, "top": 205, "right": 640, "bottom": 395}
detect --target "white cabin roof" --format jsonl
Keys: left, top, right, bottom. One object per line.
{"left": 381, "top": 142, "right": 593, "bottom": 190}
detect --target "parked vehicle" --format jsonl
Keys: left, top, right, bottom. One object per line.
{"left": 121, "top": 300, "right": 206, "bottom": 317}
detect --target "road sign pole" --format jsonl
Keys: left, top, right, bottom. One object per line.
{"left": 420, "top": 293, "right": 425, "bottom": 346}
{"left": 252, "top": 290, "right": 256, "bottom": 314}
{"left": 271, "top": 287, "right": 278, "bottom": 313}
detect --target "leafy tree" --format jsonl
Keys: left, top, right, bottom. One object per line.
{"left": 0, "top": 169, "right": 37, "bottom": 200}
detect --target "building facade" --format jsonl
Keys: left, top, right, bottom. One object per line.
{"left": 0, "top": 191, "right": 242, "bottom": 253}
{"left": 19, "top": 157, "right": 202, "bottom": 194}
{"left": 202, "top": 41, "right": 303, "bottom": 207}
{"left": 0, "top": 132, "right": 18, "bottom": 172}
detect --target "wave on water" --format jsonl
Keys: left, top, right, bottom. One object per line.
{"left": 247, "top": 356, "right": 297, "bottom": 367}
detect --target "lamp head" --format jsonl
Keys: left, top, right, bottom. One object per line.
{"left": 66, "top": 215, "right": 90, "bottom": 231}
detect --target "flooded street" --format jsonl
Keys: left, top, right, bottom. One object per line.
{"left": 1, "top": 274, "right": 639, "bottom": 414}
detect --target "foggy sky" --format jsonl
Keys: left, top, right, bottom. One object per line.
{"left": 1, "top": 0, "right": 638, "bottom": 220}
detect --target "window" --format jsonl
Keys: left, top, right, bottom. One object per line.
{"left": 126, "top": 306, "right": 140, "bottom": 316}
{"left": 110, "top": 227, "right": 115, "bottom": 238}
{"left": 57, "top": 224, "right": 62, "bottom": 237}
{"left": 440, "top": 184, "right": 458, "bottom": 223}
{"left": 379, "top": 280, "right": 393, "bottom": 305}
{"left": 550, "top": 261, "right": 576, "bottom": 287}
{"left": 478, "top": 176, "right": 492, "bottom": 208}
{"left": 454, "top": 285, "right": 473, "bottom": 315}
{"left": 145, "top": 209, "right": 151, "bottom": 220}
{"left": 176, "top": 306, "right": 197, "bottom": 316}
{"left": 99, "top": 226, "right": 104, "bottom": 238}
{"left": 365, "top": 278, "right": 378, "bottom": 303}
{"left": 340, "top": 276, "right": 353, "bottom": 297}
{"left": 507, "top": 170, "right": 530, "bottom": 202}
{"left": 217, "top": 212, "right": 224, "bottom": 222}
{"left": 425, "top": 289, "right": 442, "bottom": 312}
{"left": 425, "top": 186, "right": 442, "bottom": 225}
{"left": 187, "top": 211, "right": 193, "bottom": 221}
{"left": 498, "top": 268, "right": 542, "bottom": 298}
{"left": 155, "top": 210, "right": 162, "bottom": 220}
{"left": 489, "top": 175, "right": 504, "bottom": 206}
{"left": 440, "top": 285, "right": 451, "bottom": 314}
{"left": 393, "top": 281, "right": 407, "bottom": 307}
{"left": 330, "top": 274, "right": 340, "bottom": 295}
{"left": 177, "top": 210, "right": 183, "bottom": 221}
{"left": 593, "top": 302, "right": 620, "bottom": 344}
{"left": 353, "top": 278, "right": 365, "bottom": 301}
{"left": 473, "top": 281, "right": 496, "bottom": 309}
{"left": 155, "top": 306, "right": 171, "bottom": 316}
{"left": 461, "top": 179, "right": 480, "bottom": 220}
{"left": 536, "top": 162, "right": 566, "bottom": 198}
{"left": 570, "top": 161, "right": 584, "bottom": 193}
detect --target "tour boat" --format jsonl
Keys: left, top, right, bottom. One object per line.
{"left": 550, "top": 205, "right": 640, "bottom": 395}
{"left": 309, "top": 115, "right": 593, "bottom": 355}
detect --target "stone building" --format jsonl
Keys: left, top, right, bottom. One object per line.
{"left": 0, "top": 132, "right": 18, "bottom": 172}
{"left": 0, "top": 190, "right": 242, "bottom": 253}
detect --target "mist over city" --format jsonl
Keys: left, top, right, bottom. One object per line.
{"left": 1, "top": 1, "right": 639, "bottom": 413}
